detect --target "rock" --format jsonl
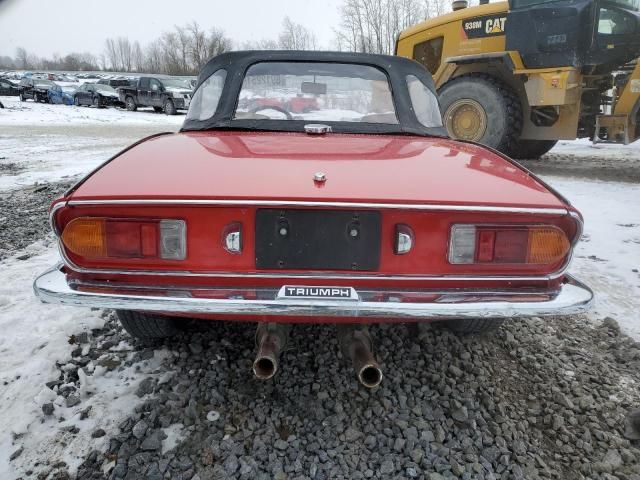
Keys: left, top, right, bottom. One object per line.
{"left": 189, "top": 343, "right": 203, "bottom": 354}
{"left": 344, "top": 427, "right": 361, "bottom": 442}
{"left": 9, "top": 447, "right": 23, "bottom": 461}
{"left": 602, "top": 317, "right": 621, "bottom": 335}
{"left": 42, "top": 402, "right": 55, "bottom": 416}
{"left": 91, "top": 429, "right": 106, "bottom": 438}
{"left": 554, "top": 392, "right": 575, "bottom": 410}
{"left": 274, "top": 439, "right": 288, "bottom": 450}
{"left": 428, "top": 473, "right": 445, "bottom": 480}
{"left": 223, "top": 454, "right": 239, "bottom": 475}
{"left": 448, "top": 365, "right": 463, "bottom": 377}
{"left": 379, "top": 459, "right": 395, "bottom": 475}
{"left": 624, "top": 409, "right": 640, "bottom": 440}
{"left": 140, "top": 430, "right": 163, "bottom": 451}
{"left": 66, "top": 395, "right": 80, "bottom": 407}
{"left": 132, "top": 420, "right": 148, "bottom": 440}
{"left": 136, "top": 377, "right": 154, "bottom": 397}
{"left": 451, "top": 406, "right": 469, "bottom": 423}
{"left": 601, "top": 449, "right": 623, "bottom": 470}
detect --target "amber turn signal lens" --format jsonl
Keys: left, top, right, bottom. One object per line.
{"left": 527, "top": 227, "right": 570, "bottom": 264}
{"left": 61, "top": 218, "right": 107, "bottom": 258}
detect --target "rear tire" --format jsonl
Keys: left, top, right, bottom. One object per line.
{"left": 33, "top": 93, "right": 39, "bottom": 103}
{"left": 19, "top": 93, "right": 25, "bottom": 102}
{"left": 508, "top": 139, "right": 558, "bottom": 160}
{"left": 73, "top": 96, "right": 80, "bottom": 106}
{"left": 439, "top": 74, "right": 523, "bottom": 155}
{"left": 125, "top": 96, "right": 137, "bottom": 111}
{"left": 441, "top": 318, "right": 504, "bottom": 335}
{"left": 92, "top": 96, "right": 101, "bottom": 108}
{"left": 163, "top": 99, "right": 177, "bottom": 115}
{"left": 115, "top": 310, "right": 179, "bottom": 340}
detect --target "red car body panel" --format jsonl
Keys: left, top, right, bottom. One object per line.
{"left": 69, "top": 131, "right": 565, "bottom": 210}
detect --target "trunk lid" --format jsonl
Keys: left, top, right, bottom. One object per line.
{"left": 70, "top": 131, "right": 566, "bottom": 210}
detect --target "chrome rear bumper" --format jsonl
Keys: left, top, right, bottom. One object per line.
{"left": 33, "top": 265, "right": 593, "bottom": 321}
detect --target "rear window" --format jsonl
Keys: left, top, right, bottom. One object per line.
{"left": 406, "top": 75, "right": 443, "bottom": 128}
{"left": 186, "top": 69, "right": 227, "bottom": 121}
{"left": 233, "top": 62, "right": 398, "bottom": 124}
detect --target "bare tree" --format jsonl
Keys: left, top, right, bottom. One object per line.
{"left": 132, "top": 41, "right": 144, "bottom": 72}
{"left": 104, "top": 38, "right": 119, "bottom": 70}
{"left": 15, "top": 47, "right": 29, "bottom": 69}
{"left": 240, "top": 38, "right": 280, "bottom": 50}
{"left": 278, "top": 17, "right": 318, "bottom": 50}
{"left": 335, "top": 0, "right": 428, "bottom": 54}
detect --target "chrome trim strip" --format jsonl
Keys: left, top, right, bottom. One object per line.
{"left": 53, "top": 244, "right": 565, "bottom": 282}
{"left": 33, "top": 265, "right": 594, "bottom": 319}
{"left": 66, "top": 199, "right": 569, "bottom": 215}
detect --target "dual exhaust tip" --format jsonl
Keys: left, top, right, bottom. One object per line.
{"left": 253, "top": 323, "right": 382, "bottom": 388}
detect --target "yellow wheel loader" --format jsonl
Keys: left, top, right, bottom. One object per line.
{"left": 396, "top": 0, "right": 640, "bottom": 158}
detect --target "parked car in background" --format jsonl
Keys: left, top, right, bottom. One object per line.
{"left": 0, "top": 78, "right": 20, "bottom": 96}
{"left": 118, "top": 76, "right": 192, "bottom": 114}
{"left": 34, "top": 51, "right": 593, "bottom": 388}
{"left": 19, "top": 78, "right": 57, "bottom": 102}
{"left": 97, "top": 78, "right": 136, "bottom": 89}
{"left": 74, "top": 83, "right": 123, "bottom": 108}
{"left": 47, "top": 84, "right": 76, "bottom": 105}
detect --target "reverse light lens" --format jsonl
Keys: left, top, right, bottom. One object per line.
{"left": 449, "top": 225, "right": 476, "bottom": 264}
{"left": 159, "top": 220, "right": 186, "bottom": 260}
{"left": 61, "top": 217, "right": 186, "bottom": 261}
{"left": 449, "top": 224, "right": 570, "bottom": 265}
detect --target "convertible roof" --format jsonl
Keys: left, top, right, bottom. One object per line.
{"left": 182, "top": 50, "right": 447, "bottom": 137}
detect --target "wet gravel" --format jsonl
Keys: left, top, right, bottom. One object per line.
{"left": 0, "top": 180, "right": 73, "bottom": 260}
{"left": 18, "top": 312, "right": 637, "bottom": 480}
{"left": 520, "top": 152, "right": 640, "bottom": 184}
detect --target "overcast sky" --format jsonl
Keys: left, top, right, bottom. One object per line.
{"left": 0, "top": 0, "right": 343, "bottom": 58}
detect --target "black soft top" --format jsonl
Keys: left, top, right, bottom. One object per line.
{"left": 181, "top": 50, "right": 447, "bottom": 137}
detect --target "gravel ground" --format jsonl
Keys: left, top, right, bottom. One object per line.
{"left": 3, "top": 145, "right": 639, "bottom": 479}
{"left": 520, "top": 152, "right": 640, "bottom": 184}
{"left": 0, "top": 180, "right": 73, "bottom": 260}
{"left": 27, "top": 314, "right": 640, "bottom": 480}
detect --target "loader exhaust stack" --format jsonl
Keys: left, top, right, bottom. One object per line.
{"left": 253, "top": 323, "right": 290, "bottom": 380}
{"left": 337, "top": 326, "right": 382, "bottom": 388}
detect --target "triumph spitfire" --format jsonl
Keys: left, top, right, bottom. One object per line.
{"left": 34, "top": 51, "right": 593, "bottom": 388}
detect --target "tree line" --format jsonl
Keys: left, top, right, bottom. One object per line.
{"left": 0, "top": 0, "right": 455, "bottom": 75}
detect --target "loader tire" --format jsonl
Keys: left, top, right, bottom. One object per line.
{"left": 439, "top": 74, "right": 522, "bottom": 155}
{"left": 508, "top": 139, "right": 558, "bottom": 160}
{"left": 441, "top": 318, "right": 504, "bottom": 335}
{"left": 115, "top": 310, "right": 179, "bottom": 340}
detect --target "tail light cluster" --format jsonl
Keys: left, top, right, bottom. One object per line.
{"left": 61, "top": 218, "right": 186, "bottom": 260}
{"left": 449, "top": 224, "right": 570, "bottom": 265}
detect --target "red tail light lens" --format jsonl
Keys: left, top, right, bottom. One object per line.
{"left": 449, "top": 224, "right": 570, "bottom": 265}
{"left": 61, "top": 218, "right": 185, "bottom": 260}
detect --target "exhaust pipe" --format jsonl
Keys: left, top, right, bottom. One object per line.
{"left": 253, "top": 323, "right": 290, "bottom": 380}
{"left": 337, "top": 326, "right": 382, "bottom": 388}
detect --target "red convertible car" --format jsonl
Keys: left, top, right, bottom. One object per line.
{"left": 35, "top": 51, "right": 592, "bottom": 388}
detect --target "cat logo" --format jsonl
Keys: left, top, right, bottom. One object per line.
{"left": 463, "top": 14, "right": 507, "bottom": 39}
{"left": 486, "top": 17, "right": 506, "bottom": 34}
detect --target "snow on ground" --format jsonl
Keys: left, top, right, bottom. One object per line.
{"left": 543, "top": 176, "right": 640, "bottom": 339}
{"left": 0, "top": 95, "right": 184, "bottom": 127}
{"left": 0, "top": 95, "right": 182, "bottom": 191}
{"left": 0, "top": 243, "right": 176, "bottom": 476}
{"left": 553, "top": 137, "right": 640, "bottom": 161}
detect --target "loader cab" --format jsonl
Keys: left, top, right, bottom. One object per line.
{"left": 505, "top": 0, "right": 640, "bottom": 71}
